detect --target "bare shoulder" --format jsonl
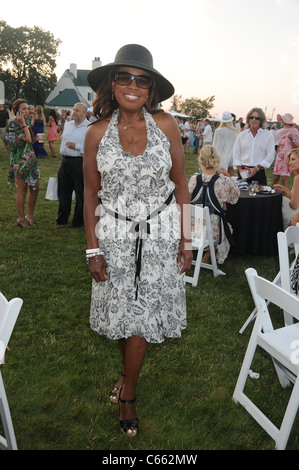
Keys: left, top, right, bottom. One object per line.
{"left": 85, "top": 118, "right": 111, "bottom": 144}
{"left": 293, "top": 174, "right": 299, "bottom": 187}
{"left": 153, "top": 110, "right": 177, "bottom": 127}
{"left": 152, "top": 111, "right": 180, "bottom": 140}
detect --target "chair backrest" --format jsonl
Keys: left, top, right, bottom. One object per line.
{"left": 277, "top": 225, "right": 299, "bottom": 294}
{"left": 190, "top": 204, "right": 207, "bottom": 247}
{"left": 246, "top": 267, "right": 299, "bottom": 329}
{"left": 0, "top": 293, "right": 23, "bottom": 363}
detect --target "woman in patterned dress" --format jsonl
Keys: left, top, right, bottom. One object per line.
{"left": 273, "top": 113, "right": 299, "bottom": 187}
{"left": 273, "top": 148, "right": 299, "bottom": 229}
{"left": 6, "top": 99, "right": 40, "bottom": 227}
{"left": 83, "top": 44, "right": 192, "bottom": 437}
{"left": 188, "top": 145, "right": 240, "bottom": 264}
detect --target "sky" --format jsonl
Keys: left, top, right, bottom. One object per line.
{"left": 2, "top": 0, "right": 299, "bottom": 122}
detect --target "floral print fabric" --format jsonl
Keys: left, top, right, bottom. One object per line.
{"left": 274, "top": 136, "right": 292, "bottom": 176}
{"left": 6, "top": 121, "right": 40, "bottom": 189}
{"left": 89, "top": 108, "right": 187, "bottom": 344}
{"left": 188, "top": 173, "right": 240, "bottom": 263}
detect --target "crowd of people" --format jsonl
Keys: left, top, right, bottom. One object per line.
{"left": 176, "top": 107, "right": 299, "bottom": 229}
{"left": 2, "top": 99, "right": 91, "bottom": 229}
{"left": 1, "top": 44, "right": 299, "bottom": 439}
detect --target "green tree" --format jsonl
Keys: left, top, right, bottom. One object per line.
{"left": 0, "top": 21, "right": 61, "bottom": 103}
{"left": 181, "top": 96, "right": 215, "bottom": 120}
{"left": 22, "top": 70, "right": 57, "bottom": 106}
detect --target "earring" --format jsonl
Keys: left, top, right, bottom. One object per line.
{"left": 112, "top": 88, "right": 115, "bottom": 101}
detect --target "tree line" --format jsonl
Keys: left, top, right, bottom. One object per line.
{"left": 0, "top": 20, "right": 215, "bottom": 117}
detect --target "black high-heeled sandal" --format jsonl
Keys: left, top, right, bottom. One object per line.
{"left": 109, "top": 371, "right": 125, "bottom": 404}
{"left": 119, "top": 386, "right": 138, "bottom": 437}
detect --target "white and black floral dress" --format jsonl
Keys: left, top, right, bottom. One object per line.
{"left": 90, "top": 108, "right": 187, "bottom": 344}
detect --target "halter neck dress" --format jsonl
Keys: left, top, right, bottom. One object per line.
{"left": 89, "top": 108, "right": 187, "bottom": 344}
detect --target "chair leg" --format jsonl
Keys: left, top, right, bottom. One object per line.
{"left": 276, "top": 376, "right": 299, "bottom": 450}
{"left": 192, "top": 246, "right": 204, "bottom": 286}
{"left": 0, "top": 371, "right": 17, "bottom": 450}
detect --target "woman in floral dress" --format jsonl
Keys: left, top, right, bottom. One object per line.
{"left": 6, "top": 99, "right": 40, "bottom": 227}
{"left": 273, "top": 113, "right": 299, "bottom": 187}
{"left": 188, "top": 145, "right": 240, "bottom": 264}
{"left": 83, "top": 44, "right": 192, "bottom": 437}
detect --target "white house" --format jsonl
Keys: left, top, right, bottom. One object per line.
{"left": 45, "top": 58, "right": 101, "bottom": 112}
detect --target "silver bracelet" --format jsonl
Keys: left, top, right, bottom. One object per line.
{"left": 86, "top": 250, "right": 104, "bottom": 264}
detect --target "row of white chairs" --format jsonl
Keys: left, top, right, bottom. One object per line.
{"left": 185, "top": 205, "right": 299, "bottom": 449}
{"left": 233, "top": 224, "right": 299, "bottom": 450}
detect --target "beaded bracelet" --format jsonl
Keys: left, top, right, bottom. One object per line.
{"left": 85, "top": 248, "right": 104, "bottom": 264}
{"left": 86, "top": 248, "right": 101, "bottom": 254}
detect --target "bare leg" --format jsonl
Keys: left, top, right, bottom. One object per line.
{"left": 110, "top": 339, "right": 126, "bottom": 401}
{"left": 273, "top": 174, "right": 280, "bottom": 185}
{"left": 15, "top": 176, "right": 29, "bottom": 227}
{"left": 26, "top": 181, "right": 39, "bottom": 225}
{"left": 119, "top": 336, "right": 148, "bottom": 422}
{"left": 49, "top": 141, "right": 56, "bottom": 157}
{"left": 282, "top": 175, "right": 289, "bottom": 187}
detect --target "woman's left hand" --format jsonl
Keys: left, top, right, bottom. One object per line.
{"left": 290, "top": 213, "right": 299, "bottom": 226}
{"left": 177, "top": 238, "right": 193, "bottom": 275}
{"left": 273, "top": 183, "right": 286, "bottom": 195}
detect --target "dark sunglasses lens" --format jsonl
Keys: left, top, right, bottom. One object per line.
{"left": 115, "top": 72, "right": 151, "bottom": 89}
{"left": 249, "top": 116, "right": 260, "bottom": 120}
{"left": 135, "top": 76, "right": 151, "bottom": 89}
{"left": 115, "top": 73, "right": 131, "bottom": 85}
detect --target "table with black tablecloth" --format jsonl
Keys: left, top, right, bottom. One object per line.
{"left": 226, "top": 189, "right": 283, "bottom": 255}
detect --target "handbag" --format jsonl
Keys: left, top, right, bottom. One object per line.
{"left": 45, "top": 177, "right": 58, "bottom": 200}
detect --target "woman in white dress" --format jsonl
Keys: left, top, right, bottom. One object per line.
{"left": 213, "top": 111, "right": 239, "bottom": 176}
{"left": 83, "top": 44, "right": 192, "bottom": 437}
{"left": 273, "top": 148, "right": 299, "bottom": 230}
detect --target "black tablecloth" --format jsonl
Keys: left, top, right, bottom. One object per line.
{"left": 226, "top": 190, "right": 283, "bottom": 255}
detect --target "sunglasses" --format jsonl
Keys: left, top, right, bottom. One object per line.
{"left": 249, "top": 116, "right": 261, "bottom": 120}
{"left": 113, "top": 71, "right": 152, "bottom": 89}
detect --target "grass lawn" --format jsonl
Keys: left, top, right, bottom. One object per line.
{"left": 0, "top": 132, "right": 298, "bottom": 450}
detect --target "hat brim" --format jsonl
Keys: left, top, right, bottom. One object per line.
{"left": 221, "top": 117, "right": 234, "bottom": 123}
{"left": 88, "top": 62, "right": 174, "bottom": 104}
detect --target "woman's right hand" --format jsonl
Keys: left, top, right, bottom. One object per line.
{"left": 88, "top": 255, "right": 108, "bottom": 282}
{"left": 15, "top": 111, "right": 26, "bottom": 126}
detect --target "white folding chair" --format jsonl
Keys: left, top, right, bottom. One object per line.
{"left": 233, "top": 268, "right": 299, "bottom": 450}
{"left": 0, "top": 292, "right": 23, "bottom": 450}
{"left": 185, "top": 205, "right": 225, "bottom": 287}
{"left": 277, "top": 225, "right": 299, "bottom": 325}
{"left": 239, "top": 224, "right": 299, "bottom": 334}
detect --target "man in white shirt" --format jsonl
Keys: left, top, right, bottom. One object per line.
{"left": 203, "top": 119, "right": 213, "bottom": 145}
{"left": 233, "top": 107, "right": 274, "bottom": 185}
{"left": 56, "top": 102, "right": 89, "bottom": 228}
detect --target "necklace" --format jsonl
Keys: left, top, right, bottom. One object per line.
{"left": 120, "top": 112, "right": 141, "bottom": 130}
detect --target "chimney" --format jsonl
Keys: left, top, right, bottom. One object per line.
{"left": 92, "top": 57, "right": 101, "bottom": 70}
{"left": 70, "top": 63, "right": 77, "bottom": 78}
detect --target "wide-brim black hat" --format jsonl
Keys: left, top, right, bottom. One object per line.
{"left": 87, "top": 44, "right": 174, "bottom": 104}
